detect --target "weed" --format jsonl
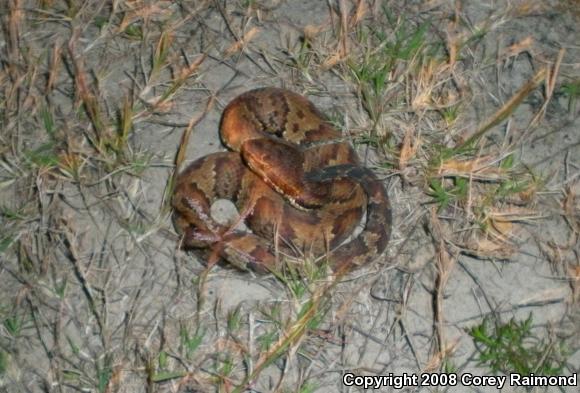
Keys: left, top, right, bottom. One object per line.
{"left": 469, "top": 314, "right": 569, "bottom": 375}
{"left": 0, "top": 0, "right": 577, "bottom": 391}
{"left": 96, "top": 357, "right": 113, "bottom": 393}
{"left": 227, "top": 305, "right": 243, "bottom": 333}
{"left": 289, "top": 36, "right": 316, "bottom": 79}
{"left": 0, "top": 235, "right": 16, "bottom": 253}
{"left": 347, "top": 7, "right": 434, "bottom": 136}
{"left": 428, "top": 177, "right": 468, "bottom": 211}
{"left": 561, "top": 80, "right": 580, "bottom": 97}
{"left": 0, "top": 349, "right": 7, "bottom": 375}
{"left": 257, "top": 328, "right": 279, "bottom": 352}
{"left": 66, "top": 335, "right": 80, "bottom": 356}
{"left": 441, "top": 104, "right": 461, "bottom": 126}
{"left": 3, "top": 315, "right": 23, "bottom": 337}
{"left": 561, "top": 79, "right": 580, "bottom": 113}
{"left": 180, "top": 326, "right": 205, "bottom": 359}
{"left": 123, "top": 23, "right": 143, "bottom": 40}
{"left": 215, "top": 354, "right": 235, "bottom": 383}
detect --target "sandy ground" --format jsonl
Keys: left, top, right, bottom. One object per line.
{"left": 1, "top": 1, "right": 579, "bottom": 392}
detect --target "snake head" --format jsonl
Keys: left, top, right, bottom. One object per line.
{"left": 241, "top": 138, "right": 326, "bottom": 209}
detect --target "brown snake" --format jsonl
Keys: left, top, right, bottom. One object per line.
{"left": 172, "top": 88, "right": 391, "bottom": 273}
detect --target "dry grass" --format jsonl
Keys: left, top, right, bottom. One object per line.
{"left": 1, "top": 0, "right": 579, "bottom": 392}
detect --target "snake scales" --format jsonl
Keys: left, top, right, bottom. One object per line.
{"left": 172, "top": 88, "right": 391, "bottom": 273}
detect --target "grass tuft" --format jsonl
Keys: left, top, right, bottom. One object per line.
{"left": 469, "top": 314, "right": 570, "bottom": 375}
{"left": 0, "top": 0, "right": 578, "bottom": 391}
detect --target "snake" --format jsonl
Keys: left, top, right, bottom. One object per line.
{"left": 172, "top": 87, "right": 391, "bottom": 274}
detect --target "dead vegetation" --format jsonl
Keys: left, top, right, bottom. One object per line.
{"left": 0, "top": 0, "right": 579, "bottom": 392}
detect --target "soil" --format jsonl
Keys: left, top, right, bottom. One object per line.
{"left": 0, "top": 1, "right": 579, "bottom": 392}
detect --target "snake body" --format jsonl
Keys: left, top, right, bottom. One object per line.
{"left": 172, "top": 88, "right": 391, "bottom": 273}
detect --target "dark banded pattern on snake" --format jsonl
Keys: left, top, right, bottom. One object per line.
{"left": 172, "top": 88, "right": 391, "bottom": 273}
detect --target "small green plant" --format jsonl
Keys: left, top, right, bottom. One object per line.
{"left": 123, "top": 23, "right": 143, "bottom": 40}
{"left": 0, "top": 235, "right": 16, "bottom": 254}
{"left": 3, "top": 315, "right": 23, "bottom": 337}
{"left": 441, "top": 104, "right": 461, "bottom": 126}
{"left": 66, "top": 335, "right": 80, "bottom": 356}
{"left": 96, "top": 355, "right": 114, "bottom": 393}
{"left": 290, "top": 36, "right": 315, "bottom": 77}
{"left": 443, "top": 359, "right": 457, "bottom": 374}
{"left": 24, "top": 106, "right": 64, "bottom": 170}
{"left": 561, "top": 80, "right": 580, "bottom": 97}
{"left": 216, "top": 354, "right": 235, "bottom": 379}
{"left": 152, "top": 348, "right": 188, "bottom": 383}
{"left": 468, "top": 314, "right": 568, "bottom": 375}
{"left": 227, "top": 305, "right": 243, "bottom": 333}
{"left": 179, "top": 326, "right": 205, "bottom": 359}
{"left": 157, "top": 350, "right": 168, "bottom": 370}
{"left": 348, "top": 12, "right": 430, "bottom": 126}
{"left": 428, "top": 177, "right": 468, "bottom": 211}
{"left": 429, "top": 143, "right": 479, "bottom": 163}
{"left": 0, "top": 349, "right": 7, "bottom": 375}
{"left": 561, "top": 79, "right": 580, "bottom": 113}
{"left": 494, "top": 178, "right": 532, "bottom": 199}
{"left": 53, "top": 279, "right": 67, "bottom": 299}
{"left": 272, "top": 257, "right": 328, "bottom": 301}
{"left": 257, "top": 329, "right": 279, "bottom": 352}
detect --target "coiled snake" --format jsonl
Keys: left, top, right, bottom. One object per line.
{"left": 172, "top": 88, "right": 391, "bottom": 273}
